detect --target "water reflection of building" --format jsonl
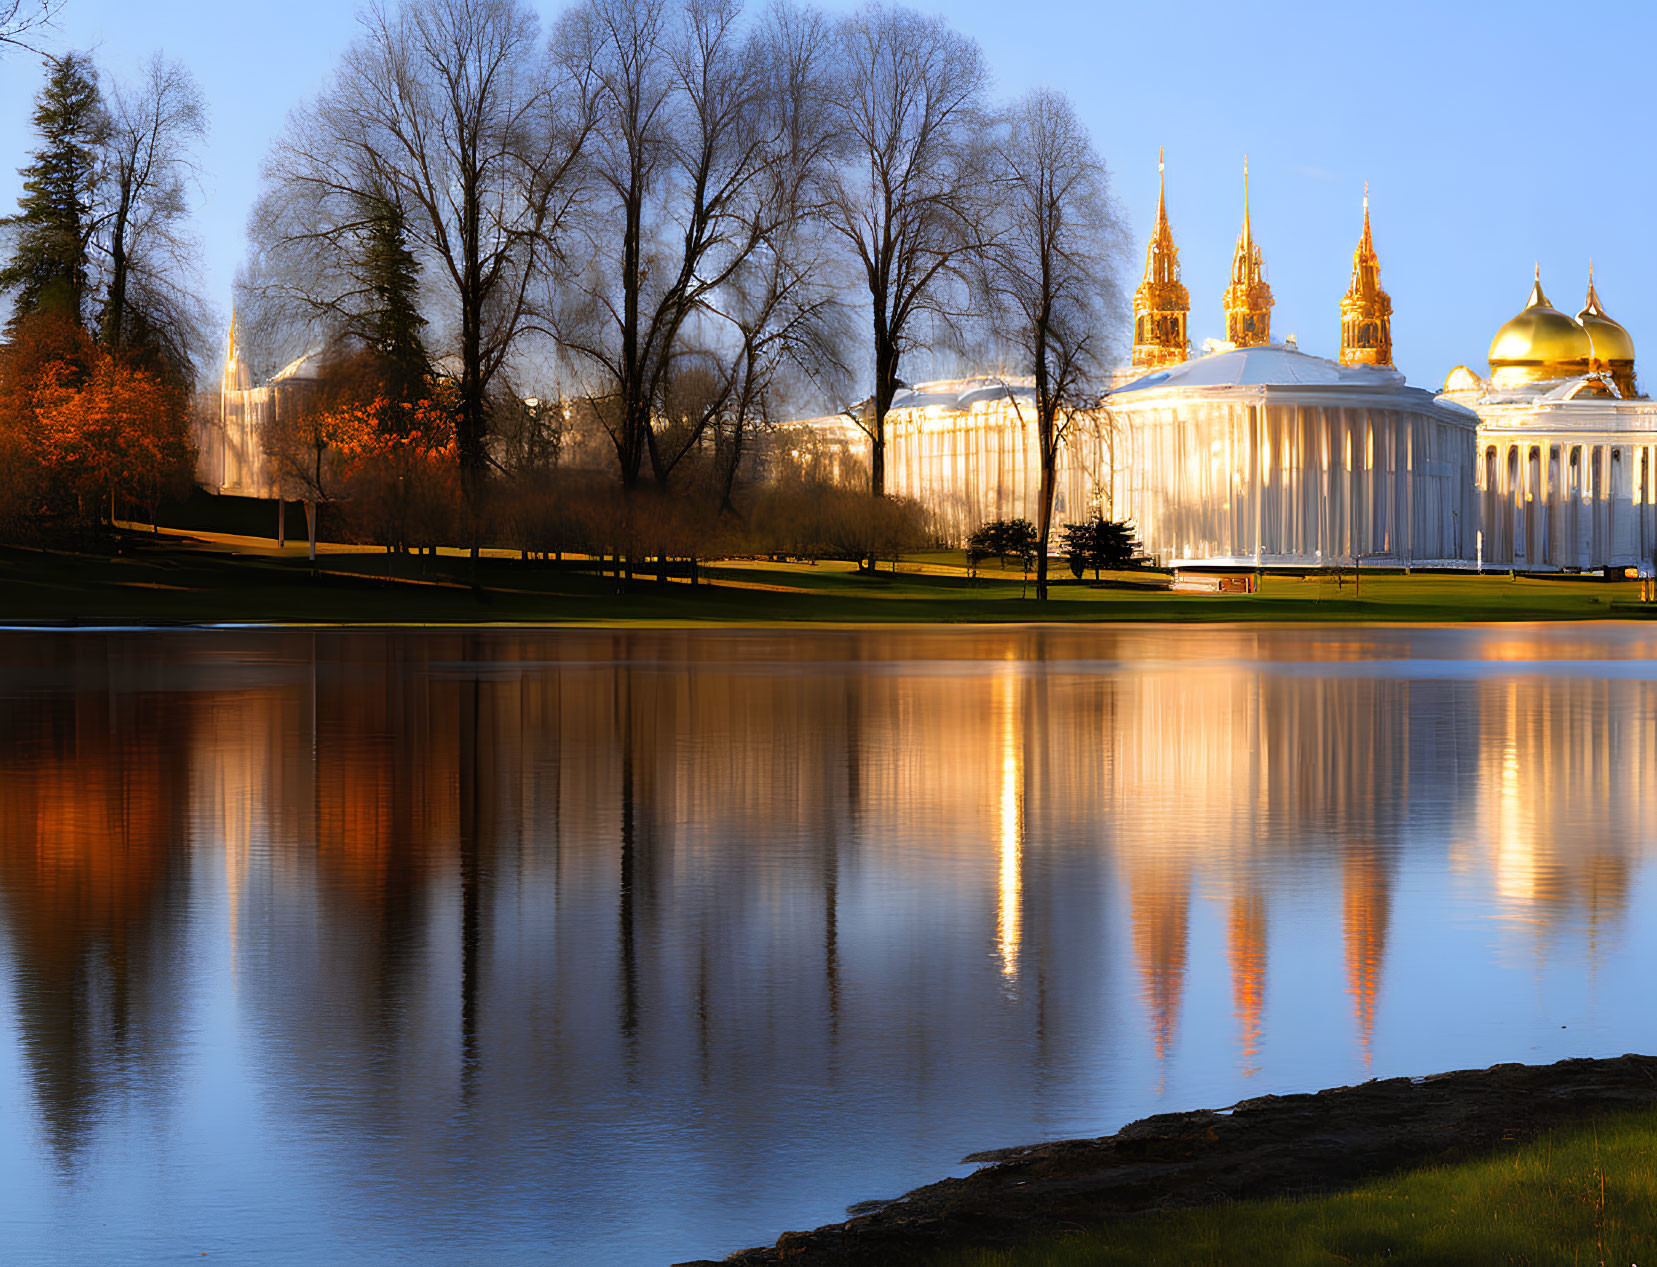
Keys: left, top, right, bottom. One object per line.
{"left": 1343, "top": 845, "right": 1391, "bottom": 1069}
{"left": 1, "top": 629, "right": 1652, "bottom": 1220}
{"left": 1460, "top": 671, "right": 1653, "bottom": 938}
{"left": 1107, "top": 645, "right": 1416, "bottom": 1066}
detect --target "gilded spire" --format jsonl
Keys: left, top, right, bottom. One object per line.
{"left": 1576, "top": 261, "right": 1638, "bottom": 398}
{"left": 1228, "top": 887, "right": 1266, "bottom": 1076}
{"left": 1223, "top": 159, "right": 1273, "bottom": 348}
{"left": 1343, "top": 845, "right": 1391, "bottom": 1072}
{"left": 1528, "top": 263, "right": 1548, "bottom": 309}
{"left": 221, "top": 305, "right": 249, "bottom": 395}
{"left": 1156, "top": 146, "right": 1167, "bottom": 232}
{"left": 1131, "top": 147, "right": 1189, "bottom": 370}
{"left": 1339, "top": 184, "right": 1393, "bottom": 368}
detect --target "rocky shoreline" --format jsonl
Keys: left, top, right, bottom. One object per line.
{"left": 680, "top": 1054, "right": 1657, "bottom": 1265}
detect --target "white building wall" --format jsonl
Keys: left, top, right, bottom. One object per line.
{"left": 881, "top": 389, "right": 1116, "bottom": 545}
{"left": 1104, "top": 392, "right": 1476, "bottom": 567}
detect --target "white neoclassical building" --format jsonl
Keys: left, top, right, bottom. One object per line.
{"left": 824, "top": 169, "right": 1482, "bottom": 568}
{"left": 1104, "top": 346, "right": 1479, "bottom": 568}
{"left": 797, "top": 163, "right": 1656, "bottom": 575}
{"left": 785, "top": 378, "right": 1117, "bottom": 545}
{"left": 193, "top": 318, "right": 319, "bottom": 499}
{"left": 1440, "top": 271, "right": 1657, "bottom": 573}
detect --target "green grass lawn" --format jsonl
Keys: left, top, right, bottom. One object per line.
{"left": 0, "top": 534, "right": 1651, "bottom": 625}
{"left": 933, "top": 1109, "right": 1657, "bottom": 1266}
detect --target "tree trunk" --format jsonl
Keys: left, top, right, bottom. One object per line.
{"left": 305, "top": 499, "right": 317, "bottom": 564}
{"left": 106, "top": 179, "right": 133, "bottom": 350}
{"left": 277, "top": 499, "right": 286, "bottom": 548}
{"left": 871, "top": 335, "right": 898, "bottom": 499}
{"left": 1034, "top": 333, "right": 1058, "bottom": 601}
{"left": 1035, "top": 457, "right": 1055, "bottom": 601}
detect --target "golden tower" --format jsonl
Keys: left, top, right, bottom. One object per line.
{"left": 1131, "top": 149, "right": 1189, "bottom": 370}
{"left": 1339, "top": 187, "right": 1393, "bottom": 368}
{"left": 1576, "top": 263, "right": 1638, "bottom": 398}
{"left": 1222, "top": 160, "right": 1273, "bottom": 347}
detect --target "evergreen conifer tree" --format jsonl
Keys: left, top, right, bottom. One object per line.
{"left": 0, "top": 54, "right": 103, "bottom": 332}
{"left": 357, "top": 191, "right": 428, "bottom": 408}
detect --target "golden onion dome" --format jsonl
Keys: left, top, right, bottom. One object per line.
{"left": 1577, "top": 278, "right": 1635, "bottom": 365}
{"left": 1488, "top": 274, "right": 1591, "bottom": 383}
{"left": 1442, "top": 364, "right": 1484, "bottom": 393}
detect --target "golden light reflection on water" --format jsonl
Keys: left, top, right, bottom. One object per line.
{"left": 1493, "top": 684, "right": 1537, "bottom": 913}
{"left": 996, "top": 670, "right": 1022, "bottom": 984}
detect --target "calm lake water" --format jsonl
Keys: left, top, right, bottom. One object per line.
{"left": 1, "top": 624, "right": 1655, "bottom": 1264}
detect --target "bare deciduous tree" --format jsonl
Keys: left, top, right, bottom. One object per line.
{"left": 985, "top": 88, "right": 1125, "bottom": 600}
{"left": 824, "top": 3, "right": 990, "bottom": 497}
{"left": 0, "top": 0, "right": 61, "bottom": 56}
{"left": 705, "top": 2, "right": 848, "bottom": 510}
{"left": 95, "top": 54, "right": 210, "bottom": 378}
{"left": 552, "top": 0, "right": 829, "bottom": 492}
{"left": 247, "top": 0, "right": 592, "bottom": 547}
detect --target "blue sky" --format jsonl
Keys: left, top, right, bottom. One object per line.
{"left": 1, "top": 0, "right": 1651, "bottom": 391}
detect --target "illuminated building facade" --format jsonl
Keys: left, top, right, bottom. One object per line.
{"left": 805, "top": 171, "right": 1479, "bottom": 566}
{"left": 1440, "top": 268, "right": 1657, "bottom": 572}
{"left": 193, "top": 315, "right": 319, "bottom": 499}
{"left": 811, "top": 165, "right": 1656, "bottom": 573}
{"left": 1105, "top": 346, "right": 1478, "bottom": 567}
{"left": 849, "top": 379, "right": 1118, "bottom": 546}
{"left": 1103, "top": 172, "right": 1477, "bottom": 568}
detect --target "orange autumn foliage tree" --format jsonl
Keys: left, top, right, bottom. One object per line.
{"left": 334, "top": 390, "right": 461, "bottom": 553}
{"left": 33, "top": 353, "right": 195, "bottom": 522}
{"left": 0, "top": 312, "right": 194, "bottom": 537}
{"left": 260, "top": 345, "right": 462, "bottom": 555}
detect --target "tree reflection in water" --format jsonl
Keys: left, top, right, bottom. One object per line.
{"left": 0, "top": 626, "right": 1652, "bottom": 1264}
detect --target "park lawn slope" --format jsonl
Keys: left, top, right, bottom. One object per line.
{"left": 934, "top": 1108, "right": 1657, "bottom": 1266}
{"left": 0, "top": 537, "right": 1650, "bottom": 625}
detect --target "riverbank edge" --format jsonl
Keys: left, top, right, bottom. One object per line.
{"left": 680, "top": 1053, "right": 1657, "bottom": 1265}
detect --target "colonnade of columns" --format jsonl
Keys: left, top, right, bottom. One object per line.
{"left": 885, "top": 398, "right": 1113, "bottom": 544}
{"left": 1110, "top": 398, "right": 1474, "bottom": 567}
{"left": 1478, "top": 437, "right": 1657, "bottom": 571}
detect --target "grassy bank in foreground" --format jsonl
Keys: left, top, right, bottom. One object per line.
{"left": 0, "top": 534, "right": 1652, "bottom": 625}
{"left": 936, "top": 1108, "right": 1657, "bottom": 1267}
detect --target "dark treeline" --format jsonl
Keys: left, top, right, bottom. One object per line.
{"left": 1, "top": 0, "right": 1127, "bottom": 594}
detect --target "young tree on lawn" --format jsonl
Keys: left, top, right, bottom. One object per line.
{"left": 260, "top": 350, "right": 380, "bottom": 560}
{"left": 984, "top": 88, "right": 1125, "bottom": 600}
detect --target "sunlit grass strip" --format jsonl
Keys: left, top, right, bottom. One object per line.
{"left": 935, "top": 1109, "right": 1657, "bottom": 1266}
{"left": 0, "top": 542, "right": 1649, "bottom": 626}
